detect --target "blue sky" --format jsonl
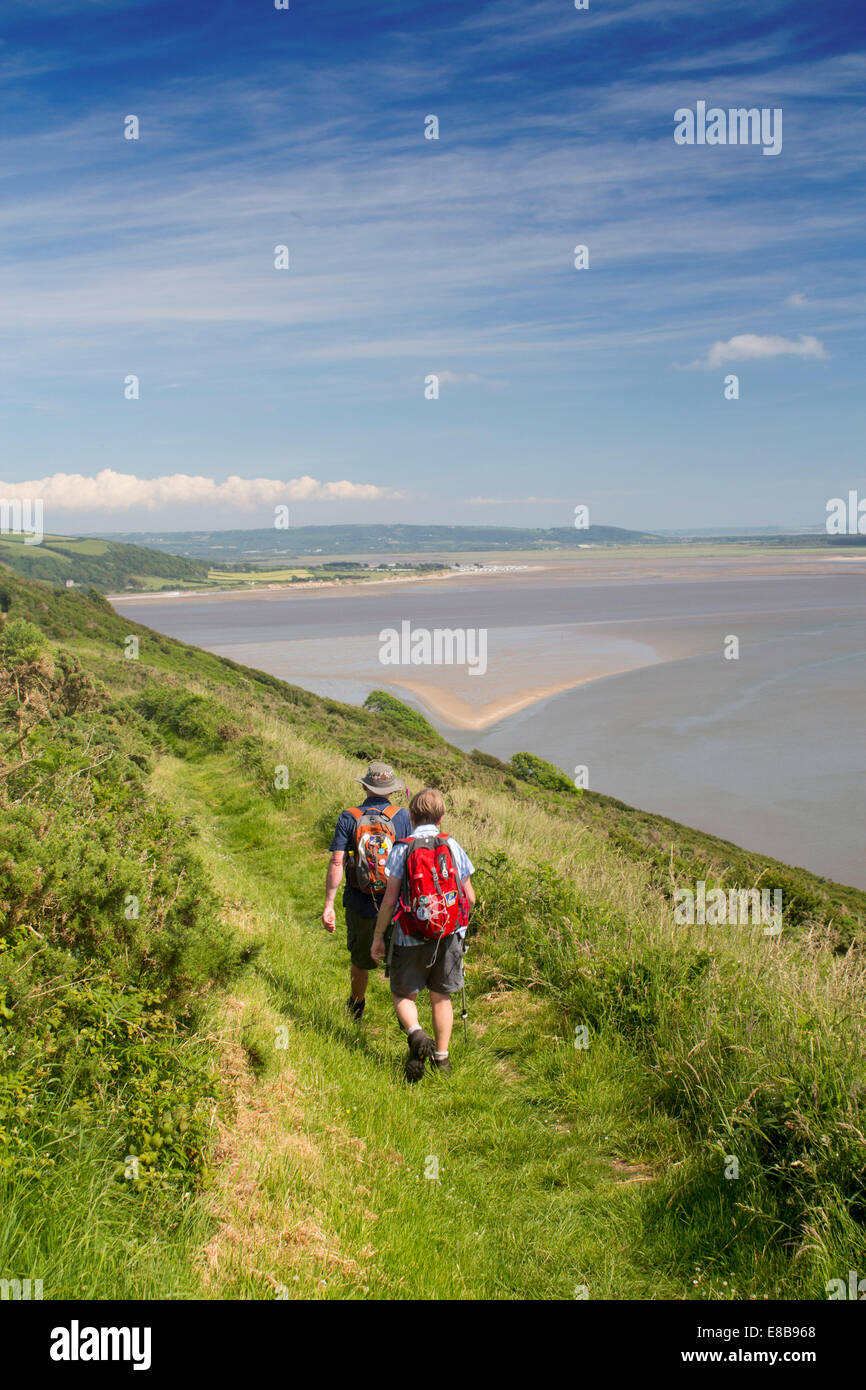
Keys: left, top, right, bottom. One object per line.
{"left": 0, "top": 0, "right": 863, "bottom": 533}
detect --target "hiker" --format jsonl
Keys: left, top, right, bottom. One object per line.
{"left": 370, "top": 787, "right": 475, "bottom": 1082}
{"left": 323, "top": 762, "right": 412, "bottom": 1020}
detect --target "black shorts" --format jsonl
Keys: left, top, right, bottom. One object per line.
{"left": 345, "top": 907, "right": 391, "bottom": 970}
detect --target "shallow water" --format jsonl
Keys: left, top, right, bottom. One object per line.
{"left": 446, "top": 633, "right": 866, "bottom": 890}
{"left": 115, "top": 567, "right": 866, "bottom": 889}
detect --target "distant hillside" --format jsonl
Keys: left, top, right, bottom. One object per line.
{"left": 658, "top": 530, "right": 866, "bottom": 547}
{"left": 0, "top": 531, "right": 210, "bottom": 591}
{"left": 96, "top": 522, "right": 661, "bottom": 560}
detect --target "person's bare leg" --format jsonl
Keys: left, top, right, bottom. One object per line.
{"left": 395, "top": 991, "right": 434, "bottom": 1081}
{"left": 350, "top": 963, "right": 368, "bottom": 1002}
{"left": 393, "top": 993, "right": 420, "bottom": 1032}
{"left": 430, "top": 991, "right": 453, "bottom": 1054}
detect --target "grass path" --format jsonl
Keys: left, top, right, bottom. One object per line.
{"left": 155, "top": 753, "right": 683, "bottom": 1300}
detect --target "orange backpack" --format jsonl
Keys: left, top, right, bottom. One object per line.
{"left": 345, "top": 805, "right": 400, "bottom": 896}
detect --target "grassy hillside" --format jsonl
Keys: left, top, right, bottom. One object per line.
{"left": 98, "top": 522, "right": 661, "bottom": 560}
{"left": 1, "top": 562, "right": 864, "bottom": 1300}
{"left": 0, "top": 531, "right": 210, "bottom": 591}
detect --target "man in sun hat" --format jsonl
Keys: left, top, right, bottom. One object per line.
{"left": 322, "top": 763, "right": 412, "bottom": 1020}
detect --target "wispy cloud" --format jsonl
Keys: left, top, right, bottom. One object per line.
{"left": 430, "top": 371, "right": 483, "bottom": 385}
{"left": 0, "top": 470, "right": 403, "bottom": 511}
{"left": 697, "top": 333, "right": 829, "bottom": 368}
{"left": 465, "top": 495, "right": 568, "bottom": 505}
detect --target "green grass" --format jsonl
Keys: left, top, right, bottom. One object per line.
{"left": 143, "top": 707, "right": 864, "bottom": 1300}
{"left": 152, "top": 753, "right": 679, "bottom": 1299}
{"left": 0, "top": 1118, "right": 213, "bottom": 1300}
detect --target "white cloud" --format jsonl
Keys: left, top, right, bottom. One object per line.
{"left": 0, "top": 469, "right": 402, "bottom": 511}
{"left": 465, "top": 495, "right": 567, "bottom": 505}
{"left": 432, "top": 371, "right": 483, "bottom": 385}
{"left": 785, "top": 292, "right": 809, "bottom": 307}
{"left": 701, "top": 334, "right": 828, "bottom": 368}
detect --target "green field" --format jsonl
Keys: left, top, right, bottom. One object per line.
{"left": 1, "top": 562, "right": 864, "bottom": 1300}
{"left": 206, "top": 566, "right": 308, "bottom": 583}
{"left": 201, "top": 564, "right": 447, "bottom": 586}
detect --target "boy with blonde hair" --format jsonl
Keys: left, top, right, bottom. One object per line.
{"left": 371, "top": 788, "right": 475, "bottom": 1081}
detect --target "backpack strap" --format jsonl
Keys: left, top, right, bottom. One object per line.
{"left": 348, "top": 805, "right": 398, "bottom": 823}
{"left": 345, "top": 807, "right": 398, "bottom": 898}
{"left": 432, "top": 836, "right": 456, "bottom": 887}
{"left": 395, "top": 837, "right": 416, "bottom": 906}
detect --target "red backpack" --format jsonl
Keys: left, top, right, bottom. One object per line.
{"left": 396, "top": 834, "right": 465, "bottom": 941}
{"left": 346, "top": 804, "right": 400, "bottom": 897}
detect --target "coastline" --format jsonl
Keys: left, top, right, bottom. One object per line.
{"left": 106, "top": 565, "right": 545, "bottom": 603}
{"left": 106, "top": 549, "right": 866, "bottom": 605}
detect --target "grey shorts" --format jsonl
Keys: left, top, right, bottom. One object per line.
{"left": 389, "top": 934, "right": 465, "bottom": 997}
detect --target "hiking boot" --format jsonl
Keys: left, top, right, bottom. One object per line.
{"left": 346, "top": 996, "right": 365, "bottom": 1021}
{"left": 431, "top": 1054, "right": 452, "bottom": 1076}
{"left": 404, "top": 1027, "right": 435, "bottom": 1083}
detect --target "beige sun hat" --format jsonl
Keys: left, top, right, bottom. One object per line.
{"left": 356, "top": 761, "right": 404, "bottom": 796}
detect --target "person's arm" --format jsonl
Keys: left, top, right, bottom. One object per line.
{"left": 322, "top": 850, "right": 345, "bottom": 933}
{"left": 449, "top": 838, "right": 476, "bottom": 916}
{"left": 370, "top": 875, "right": 401, "bottom": 963}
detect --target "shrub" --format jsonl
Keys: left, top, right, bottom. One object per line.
{"left": 132, "top": 685, "right": 238, "bottom": 756}
{"left": 0, "top": 630, "right": 239, "bottom": 1198}
{"left": 509, "top": 750, "right": 576, "bottom": 794}
{"left": 363, "top": 689, "right": 443, "bottom": 745}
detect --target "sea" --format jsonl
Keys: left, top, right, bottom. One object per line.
{"left": 112, "top": 564, "right": 866, "bottom": 890}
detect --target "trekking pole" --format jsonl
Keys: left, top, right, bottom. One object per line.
{"left": 460, "top": 910, "right": 470, "bottom": 1043}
